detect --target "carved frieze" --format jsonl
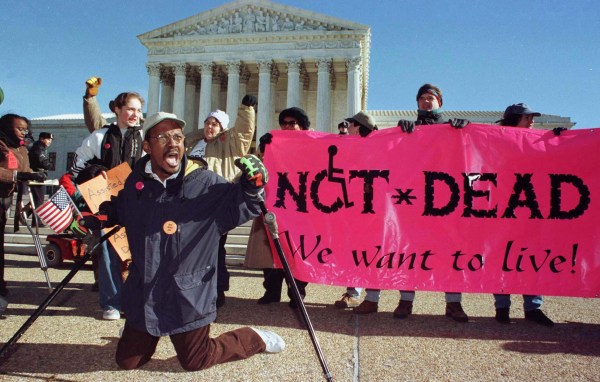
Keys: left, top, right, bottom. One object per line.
{"left": 154, "top": 5, "right": 350, "bottom": 39}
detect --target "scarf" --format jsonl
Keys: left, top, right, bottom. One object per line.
{"left": 416, "top": 109, "right": 444, "bottom": 125}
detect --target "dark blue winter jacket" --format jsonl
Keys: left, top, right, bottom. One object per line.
{"left": 111, "top": 155, "right": 262, "bottom": 336}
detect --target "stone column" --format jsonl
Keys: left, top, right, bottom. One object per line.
{"left": 316, "top": 58, "right": 332, "bottom": 132}
{"left": 257, "top": 60, "right": 272, "bottom": 139}
{"left": 226, "top": 61, "right": 241, "bottom": 126}
{"left": 172, "top": 63, "right": 187, "bottom": 120}
{"left": 184, "top": 66, "right": 199, "bottom": 132}
{"left": 211, "top": 66, "right": 222, "bottom": 112}
{"left": 160, "top": 67, "right": 174, "bottom": 113}
{"left": 198, "top": 62, "right": 214, "bottom": 124}
{"left": 239, "top": 66, "right": 251, "bottom": 102}
{"left": 286, "top": 58, "right": 301, "bottom": 108}
{"left": 346, "top": 57, "right": 361, "bottom": 117}
{"left": 301, "top": 68, "right": 309, "bottom": 111}
{"left": 146, "top": 63, "right": 161, "bottom": 116}
{"left": 270, "top": 64, "right": 280, "bottom": 126}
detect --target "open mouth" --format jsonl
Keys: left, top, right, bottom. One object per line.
{"left": 165, "top": 150, "right": 180, "bottom": 167}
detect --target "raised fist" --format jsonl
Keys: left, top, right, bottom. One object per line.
{"left": 85, "top": 76, "right": 102, "bottom": 97}
{"left": 235, "top": 154, "right": 269, "bottom": 191}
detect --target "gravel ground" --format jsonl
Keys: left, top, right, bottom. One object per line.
{"left": 1, "top": 252, "right": 599, "bottom": 381}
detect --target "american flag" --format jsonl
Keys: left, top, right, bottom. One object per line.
{"left": 35, "top": 186, "right": 75, "bottom": 233}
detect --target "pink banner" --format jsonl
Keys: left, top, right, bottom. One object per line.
{"left": 262, "top": 124, "right": 600, "bottom": 298}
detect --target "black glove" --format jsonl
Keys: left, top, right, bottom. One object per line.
{"left": 397, "top": 119, "right": 415, "bottom": 133}
{"left": 258, "top": 132, "right": 273, "bottom": 154}
{"left": 16, "top": 171, "right": 47, "bottom": 182}
{"left": 235, "top": 154, "right": 269, "bottom": 191}
{"left": 78, "top": 212, "right": 107, "bottom": 231}
{"left": 448, "top": 119, "right": 470, "bottom": 129}
{"left": 553, "top": 127, "right": 567, "bottom": 136}
{"left": 241, "top": 94, "right": 257, "bottom": 108}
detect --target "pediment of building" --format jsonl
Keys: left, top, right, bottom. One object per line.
{"left": 138, "top": 0, "right": 369, "bottom": 41}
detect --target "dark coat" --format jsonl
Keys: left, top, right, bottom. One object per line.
{"left": 29, "top": 140, "right": 52, "bottom": 172}
{"left": 111, "top": 155, "right": 262, "bottom": 336}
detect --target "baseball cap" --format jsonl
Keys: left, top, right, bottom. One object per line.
{"left": 502, "top": 103, "right": 541, "bottom": 119}
{"left": 345, "top": 111, "right": 377, "bottom": 131}
{"left": 143, "top": 112, "right": 186, "bottom": 136}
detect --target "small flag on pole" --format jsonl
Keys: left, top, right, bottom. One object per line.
{"left": 35, "top": 186, "right": 75, "bottom": 233}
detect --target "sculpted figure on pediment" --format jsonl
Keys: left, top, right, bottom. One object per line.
{"left": 218, "top": 18, "right": 230, "bottom": 34}
{"left": 243, "top": 11, "right": 256, "bottom": 33}
{"left": 255, "top": 10, "right": 268, "bottom": 32}
{"left": 282, "top": 16, "right": 294, "bottom": 31}
{"left": 294, "top": 20, "right": 305, "bottom": 31}
{"left": 231, "top": 12, "right": 243, "bottom": 33}
{"left": 195, "top": 24, "right": 206, "bottom": 35}
{"left": 270, "top": 15, "right": 280, "bottom": 31}
{"left": 207, "top": 21, "right": 218, "bottom": 35}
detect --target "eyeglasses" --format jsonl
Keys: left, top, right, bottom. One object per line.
{"left": 149, "top": 133, "right": 185, "bottom": 144}
{"left": 280, "top": 120, "right": 299, "bottom": 127}
{"left": 17, "top": 128, "right": 29, "bottom": 133}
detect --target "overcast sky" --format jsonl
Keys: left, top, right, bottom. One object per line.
{"left": 1, "top": 0, "right": 599, "bottom": 128}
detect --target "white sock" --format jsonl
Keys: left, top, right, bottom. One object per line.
{"left": 251, "top": 327, "right": 285, "bottom": 353}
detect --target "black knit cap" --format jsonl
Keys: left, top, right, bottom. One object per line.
{"left": 416, "top": 84, "right": 443, "bottom": 107}
{"left": 278, "top": 107, "right": 310, "bottom": 130}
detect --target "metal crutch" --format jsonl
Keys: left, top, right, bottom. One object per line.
{"left": 259, "top": 198, "right": 335, "bottom": 382}
{"left": 16, "top": 181, "right": 52, "bottom": 291}
{"left": 0, "top": 226, "right": 121, "bottom": 363}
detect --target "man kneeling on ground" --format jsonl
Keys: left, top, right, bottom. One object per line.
{"left": 81, "top": 112, "right": 284, "bottom": 370}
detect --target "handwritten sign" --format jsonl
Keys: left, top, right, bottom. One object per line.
{"left": 79, "top": 162, "right": 131, "bottom": 261}
{"left": 263, "top": 125, "right": 600, "bottom": 298}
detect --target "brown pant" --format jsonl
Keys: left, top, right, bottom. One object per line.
{"left": 116, "top": 323, "right": 266, "bottom": 371}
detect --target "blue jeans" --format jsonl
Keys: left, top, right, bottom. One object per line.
{"left": 98, "top": 240, "right": 122, "bottom": 311}
{"left": 400, "top": 291, "right": 462, "bottom": 303}
{"left": 494, "top": 294, "right": 542, "bottom": 311}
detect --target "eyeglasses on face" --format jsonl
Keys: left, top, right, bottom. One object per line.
{"left": 149, "top": 133, "right": 185, "bottom": 144}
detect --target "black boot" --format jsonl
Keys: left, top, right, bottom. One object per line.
{"left": 258, "top": 269, "right": 283, "bottom": 304}
{"left": 495, "top": 307, "right": 510, "bottom": 324}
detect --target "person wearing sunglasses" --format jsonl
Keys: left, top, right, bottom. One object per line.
{"left": 245, "top": 107, "right": 311, "bottom": 309}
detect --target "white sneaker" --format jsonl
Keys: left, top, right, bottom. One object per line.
{"left": 251, "top": 327, "right": 285, "bottom": 353}
{"left": 103, "top": 308, "right": 120, "bottom": 320}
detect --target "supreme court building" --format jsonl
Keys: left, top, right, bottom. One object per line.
{"left": 138, "top": 0, "right": 371, "bottom": 139}
{"left": 31, "top": 0, "right": 574, "bottom": 181}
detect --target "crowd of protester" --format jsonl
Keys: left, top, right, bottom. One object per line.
{"left": 0, "top": 77, "right": 560, "bottom": 369}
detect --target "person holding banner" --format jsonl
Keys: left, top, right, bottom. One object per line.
{"left": 492, "top": 103, "right": 554, "bottom": 327}
{"left": 80, "top": 112, "right": 284, "bottom": 371}
{"left": 347, "top": 84, "right": 470, "bottom": 322}
{"left": 72, "top": 84, "right": 145, "bottom": 320}
{"left": 0, "top": 114, "right": 46, "bottom": 297}
{"left": 185, "top": 95, "right": 257, "bottom": 308}
{"left": 334, "top": 110, "right": 378, "bottom": 310}
{"left": 245, "top": 107, "right": 311, "bottom": 309}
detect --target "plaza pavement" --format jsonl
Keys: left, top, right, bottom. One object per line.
{"left": 0, "top": 252, "right": 599, "bottom": 381}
